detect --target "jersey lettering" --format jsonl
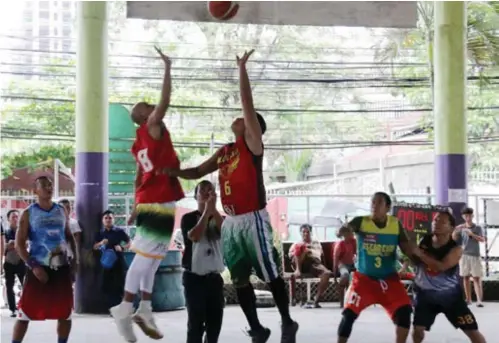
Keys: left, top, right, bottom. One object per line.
{"left": 137, "top": 148, "right": 154, "bottom": 172}
{"left": 347, "top": 291, "right": 361, "bottom": 308}
{"left": 223, "top": 204, "right": 236, "bottom": 216}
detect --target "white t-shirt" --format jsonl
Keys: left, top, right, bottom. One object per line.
{"left": 69, "top": 218, "right": 81, "bottom": 234}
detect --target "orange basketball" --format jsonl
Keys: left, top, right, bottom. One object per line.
{"left": 207, "top": 1, "right": 239, "bottom": 21}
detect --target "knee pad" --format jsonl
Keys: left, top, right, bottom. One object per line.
{"left": 337, "top": 309, "right": 358, "bottom": 338}
{"left": 393, "top": 305, "right": 412, "bottom": 329}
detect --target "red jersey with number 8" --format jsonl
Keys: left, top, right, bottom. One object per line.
{"left": 217, "top": 136, "right": 266, "bottom": 216}
{"left": 131, "top": 123, "right": 184, "bottom": 204}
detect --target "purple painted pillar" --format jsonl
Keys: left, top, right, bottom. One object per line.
{"left": 434, "top": 3, "right": 467, "bottom": 225}
{"left": 75, "top": 153, "right": 109, "bottom": 313}
{"left": 74, "top": 2, "right": 109, "bottom": 314}
{"left": 435, "top": 154, "right": 467, "bottom": 225}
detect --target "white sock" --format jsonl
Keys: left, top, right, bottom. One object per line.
{"left": 139, "top": 300, "right": 152, "bottom": 311}
{"left": 120, "top": 301, "right": 134, "bottom": 314}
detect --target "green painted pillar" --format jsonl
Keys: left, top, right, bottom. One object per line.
{"left": 433, "top": 1, "right": 467, "bottom": 222}
{"left": 74, "top": 1, "right": 109, "bottom": 314}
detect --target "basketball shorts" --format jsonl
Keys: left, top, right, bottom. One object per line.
{"left": 459, "top": 255, "right": 483, "bottom": 278}
{"left": 300, "top": 257, "right": 330, "bottom": 277}
{"left": 18, "top": 266, "right": 73, "bottom": 321}
{"left": 338, "top": 263, "right": 356, "bottom": 279}
{"left": 132, "top": 202, "right": 176, "bottom": 259}
{"left": 221, "top": 209, "right": 281, "bottom": 286}
{"left": 344, "top": 272, "right": 411, "bottom": 319}
{"left": 413, "top": 289, "right": 478, "bottom": 331}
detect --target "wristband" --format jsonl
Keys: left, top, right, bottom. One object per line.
{"left": 27, "top": 258, "right": 41, "bottom": 270}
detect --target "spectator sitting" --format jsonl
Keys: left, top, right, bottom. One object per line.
{"left": 288, "top": 224, "right": 332, "bottom": 308}
{"left": 93, "top": 210, "right": 131, "bottom": 310}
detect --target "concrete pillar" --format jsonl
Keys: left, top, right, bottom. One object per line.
{"left": 433, "top": 1, "right": 467, "bottom": 222}
{"left": 74, "top": 1, "right": 109, "bottom": 314}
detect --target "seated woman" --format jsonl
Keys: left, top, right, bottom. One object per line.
{"left": 288, "top": 224, "right": 332, "bottom": 308}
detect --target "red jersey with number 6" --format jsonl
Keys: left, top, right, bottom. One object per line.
{"left": 217, "top": 136, "right": 266, "bottom": 216}
{"left": 131, "top": 123, "right": 184, "bottom": 204}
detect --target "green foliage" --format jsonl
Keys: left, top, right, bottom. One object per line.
{"left": 1, "top": 145, "right": 75, "bottom": 179}
{"left": 372, "top": 1, "right": 499, "bottom": 170}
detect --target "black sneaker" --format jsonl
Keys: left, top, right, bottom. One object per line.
{"left": 477, "top": 303, "right": 484, "bottom": 308}
{"left": 280, "top": 321, "right": 299, "bottom": 343}
{"left": 10, "top": 311, "right": 16, "bottom": 318}
{"left": 247, "top": 327, "right": 271, "bottom": 343}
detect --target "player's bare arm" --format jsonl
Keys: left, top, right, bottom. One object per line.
{"left": 397, "top": 222, "right": 419, "bottom": 260}
{"left": 15, "top": 210, "right": 31, "bottom": 263}
{"left": 237, "top": 49, "right": 263, "bottom": 156}
{"left": 147, "top": 46, "right": 172, "bottom": 140}
{"left": 339, "top": 216, "right": 362, "bottom": 236}
{"left": 167, "top": 149, "right": 220, "bottom": 180}
{"left": 415, "top": 246, "right": 463, "bottom": 272}
{"left": 65, "top": 218, "right": 79, "bottom": 263}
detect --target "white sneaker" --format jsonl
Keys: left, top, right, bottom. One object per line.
{"left": 110, "top": 303, "right": 137, "bottom": 343}
{"left": 132, "top": 307, "right": 163, "bottom": 340}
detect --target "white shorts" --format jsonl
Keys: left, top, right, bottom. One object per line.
{"left": 131, "top": 202, "right": 176, "bottom": 259}
{"left": 459, "top": 255, "right": 483, "bottom": 278}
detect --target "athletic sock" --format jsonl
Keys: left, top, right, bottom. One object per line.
{"left": 235, "top": 284, "right": 263, "bottom": 331}
{"left": 268, "top": 277, "right": 293, "bottom": 325}
{"left": 57, "top": 338, "right": 68, "bottom": 343}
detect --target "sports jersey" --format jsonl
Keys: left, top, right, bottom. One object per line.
{"left": 27, "top": 203, "right": 67, "bottom": 266}
{"left": 353, "top": 215, "right": 400, "bottom": 279}
{"left": 414, "top": 234, "right": 462, "bottom": 303}
{"left": 131, "top": 123, "right": 184, "bottom": 204}
{"left": 217, "top": 136, "right": 266, "bottom": 215}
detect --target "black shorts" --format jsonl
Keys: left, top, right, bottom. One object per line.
{"left": 413, "top": 290, "right": 478, "bottom": 331}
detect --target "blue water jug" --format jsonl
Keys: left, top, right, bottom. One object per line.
{"left": 100, "top": 245, "right": 118, "bottom": 269}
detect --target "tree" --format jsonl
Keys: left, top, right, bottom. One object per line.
{"left": 372, "top": 1, "right": 499, "bottom": 170}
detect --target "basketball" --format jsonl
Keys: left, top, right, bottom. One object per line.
{"left": 208, "top": 1, "right": 239, "bottom": 21}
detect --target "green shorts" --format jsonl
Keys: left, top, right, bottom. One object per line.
{"left": 221, "top": 209, "right": 281, "bottom": 286}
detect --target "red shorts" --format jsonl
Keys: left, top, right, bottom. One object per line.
{"left": 18, "top": 266, "right": 73, "bottom": 321}
{"left": 344, "top": 271, "right": 411, "bottom": 319}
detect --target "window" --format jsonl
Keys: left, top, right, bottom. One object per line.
{"left": 39, "top": 38, "right": 50, "bottom": 51}
{"left": 54, "top": 28, "right": 58, "bottom": 36}
{"left": 54, "top": 13, "right": 58, "bottom": 21}
{"left": 40, "top": 26, "right": 49, "bottom": 37}
{"left": 39, "top": 11, "right": 50, "bottom": 20}
{"left": 40, "top": 1, "right": 49, "bottom": 9}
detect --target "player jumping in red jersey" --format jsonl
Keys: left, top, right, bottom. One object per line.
{"left": 110, "top": 46, "right": 185, "bottom": 343}
{"left": 167, "top": 50, "right": 298, "bottom": 343}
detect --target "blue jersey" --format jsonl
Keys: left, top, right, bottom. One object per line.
{"left": 414, "top": 235, "right": 462, "bottom": 304}
{"left": 27, "top": 203, "right": 67, "bottom": 266}
{"left": 351, "top": 215, "right": 402, "bottom": 279}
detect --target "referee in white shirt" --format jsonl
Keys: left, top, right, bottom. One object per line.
{"left": 181, "top": 180, "right": 225, "bottom": 343}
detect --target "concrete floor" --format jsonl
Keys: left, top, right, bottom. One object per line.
{"left": 1, "top": 303, "right": 497, "bottom": 343}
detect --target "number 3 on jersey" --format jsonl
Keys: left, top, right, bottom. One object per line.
{"left": 374, "top": 256, "right": 382, "bottom": 268}
{"left": 224, "top": 181, "right": 231, "bottom": 195}
{"left": 137, "top": 148, "right": 154, "bottom": 172}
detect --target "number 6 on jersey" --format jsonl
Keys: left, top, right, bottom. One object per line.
{"left": 224, "top": 180, "right": 231, "bottom": 195}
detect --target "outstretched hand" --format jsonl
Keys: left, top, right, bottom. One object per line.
{"left": 236, "top": 49, "right": 255, "bottom": 68}
{"left": 154, "top": 45, "right": 171, "bottom": 67}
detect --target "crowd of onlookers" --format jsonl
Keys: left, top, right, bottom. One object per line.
{"left": 1, "top": 201, "right": 132, "bottom": 317}
{"left": 0, "top": 201, "right": 487, "bottom": 322}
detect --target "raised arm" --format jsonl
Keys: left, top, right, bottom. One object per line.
{"left": 168, "top": 150, "right": 219, "bottom": 180}
{"left": 147, "top": 46, "right": 172, "bottom": 139}
{"left": 237, "top": 50, "right": 263, "bottom": 156}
